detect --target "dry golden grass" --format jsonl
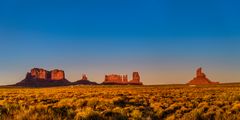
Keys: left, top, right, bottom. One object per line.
{"left": 0, "top": 84, "right": 240, "bottom": 120}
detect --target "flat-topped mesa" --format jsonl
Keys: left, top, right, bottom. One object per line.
{"left": 102, "top": 72, "right": 143, "bottom": 85}
{"left": 16, "top": 68, "right": 70, "bottom": 87}
{"left": 51, "top": 69, "right": 65, "bottom": 80}
{"left": 104, "top": 74, "right": 127, "bottom": 84}
{"left": 187, "top": 67, "right": 220, "bottom": 85}
{"left": 123, "top": 75, "right": 128, "bottom": 83}
{"left": 27, "top": 68, "right": 66, "bottom": 80}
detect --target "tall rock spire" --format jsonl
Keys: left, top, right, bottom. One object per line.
{"left": 187, "top": 67, "right": 219, "bottom": 85}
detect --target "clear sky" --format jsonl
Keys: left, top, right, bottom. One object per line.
{"left": 0, "top": 0, "right": 240, "bottom": 85}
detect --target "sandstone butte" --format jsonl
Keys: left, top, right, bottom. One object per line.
{"left": 29, "top": 68, "right": 66, "bottom": 80}
{"left": 16, "top": 68, "right": 70, "bottom": 87}
{"left": 187, "top": 67, "right": 220, "bottom": 85}
{"left": 16, "top": 68, "right": 143, "bottom": 87}
{"left": 102, "top": 72, "right": 143, "bottom": 85}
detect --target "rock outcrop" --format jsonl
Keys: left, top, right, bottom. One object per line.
{"left": 129, "top": 72, "right": 141, "bottom": 84}
{"left": 72, "top": 74, "right": 98, "bottom": 85}
{"left": 81, "top": 74, "right": 88, "bottom": 81}
{"left": 123, "top": 75, "right": 128, "bottom": 83}
{"left": 15, "top": 68, "right": 143, "bottom": 87}
{"left": 31, "top": 68, "right": 47, "bottom": 80}
{"left": 187, "top": 68, "right": 220, "bottom": 85}
{"left": 104, "top": 74, "right": 128, "bottom": 84}
{"left": 102, "top": 72, "right": 143, "bottom": 85}
{"left": 16, "top": 68, "right": 70, "bottom": 87}
{"left": 51, "top": 69, "right": 65, "bottom": 80}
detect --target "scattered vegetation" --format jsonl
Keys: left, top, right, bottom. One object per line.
{"left": 0, "top": 84, "right": 240, "bottom": 119}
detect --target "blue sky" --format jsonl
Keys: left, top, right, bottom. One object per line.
{"left": 0, "top": 0, "right": 240, "bottom": 85}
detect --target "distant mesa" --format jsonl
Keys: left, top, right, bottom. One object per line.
{"left": 14, "top": 68, "right": 143, "bottom": 87}
{"left": 16, "top": 68, "right": 71, "bottom": 87}
{"left": 102, "top": 72, "right": 143, "bottom": 85}
{"left": 72, "top": 74, "right": 98, "bottom": 85}
{"left": 187, "top": 67, "right": 220, "bottom": 85}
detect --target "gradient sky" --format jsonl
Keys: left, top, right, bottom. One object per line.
{"left": 0, "top": 0, "right": 240, "bottom": 85}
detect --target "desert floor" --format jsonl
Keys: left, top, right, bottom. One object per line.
{"left": 0, "top": 84, "right": 240, "bottom": 120}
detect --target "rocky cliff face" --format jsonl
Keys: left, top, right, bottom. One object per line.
{"left": 81, "top": 74, "right": 88, "bottom": 81}
{"left": 129, "top": 72, "right": 142, "bottom": 84}
{"left": 104, "top": 74, "right": 128, "bottom": 84}
{"left": 123, "top": 75, "right": 128, "bottom": 83}
{"left": 31, "top": 68, "right": 47, "bottom": 80}
{"left": 187, "top": 68, "right": 220, "bottom": 85}
{"left": 16, "top": 68, "right": 70, "bottom": 87}
{"left": 102, "top": 72, "right": 143, "bottom": 85}
{"left": 51, "top": 69, "right": 65, "bottom": 80}
{"left": 28, "top": 68, "right": 65, "bottom": 80}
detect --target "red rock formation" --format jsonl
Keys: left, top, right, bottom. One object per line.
{"left": 29, "top": 68, "right": 66, "bottom": 80}
{"left": 72, "top": 74, "right": 98, "bottom": 85}
{"left": 187, "top": 67, "right": 220, "bottom": 85}
{"left": 31, "top": 68, "right": 47, "bottom": 80}
{"left": 129, "top": 72, "right": 140, "bottom": 83}
{"left": 103, "top": 72, "right": 143, "bottom": 85}
{"left": 123, "top": 75, "right": 128, "bottom": 83}
{"left": 16, "top": 68, "right": 70, "bottom": 87}
{"left": 104, "top": 74, "right": 124, "bottom": 83}
{"left": 51, "top": 69, "right": 65, "bottom": 80}
{"left": 129, "top": 72, "right": 143, "bottom": 85}
{"left": 81, "top": 74, "right": 88, "bottom": 80}
{"left": 196, "top": 68, "right": 206, "bottom": 77}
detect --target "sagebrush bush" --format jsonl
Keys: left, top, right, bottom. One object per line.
{"left": 0, "top": 85, "right": 240, "bottom": 120}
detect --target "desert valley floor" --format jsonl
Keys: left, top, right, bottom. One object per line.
{"left": 1, "top": 84, "right": 240, "bottom": 120}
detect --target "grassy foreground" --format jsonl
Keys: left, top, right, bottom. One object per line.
{"left": 1, "top": 85, "right": 240, "bottom": 120}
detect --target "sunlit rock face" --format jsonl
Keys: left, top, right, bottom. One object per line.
{"left": 187, "top": 68, "right": 220, "bottom": 85}
{"left": 31, "top": 68, "right": 47, "bottom": 80}
{"left": 51, "top": 69, "right": 65, "bottom": 80}
{"left": 16, "top": 68, "right": 70, "bottom": 87}
{"left": 102, "top": 72, "right": 143, "bottom": 85}
{"left": 104, "top": 74, "right": 128, "bottom": 84}
{"left": 196, "top": 68, "right": 206, "bottom": 77}
{"left": 129, "top": 72, "right": 141, "bottom": 84}
{"left": 29, "top": 68, "right": 66, "bottom": 80}
{"left": 123, "top": 75, "right": 128, "bottom": 83}
{"left": 133, "top": 72, "right": 140, "bottom": 81}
